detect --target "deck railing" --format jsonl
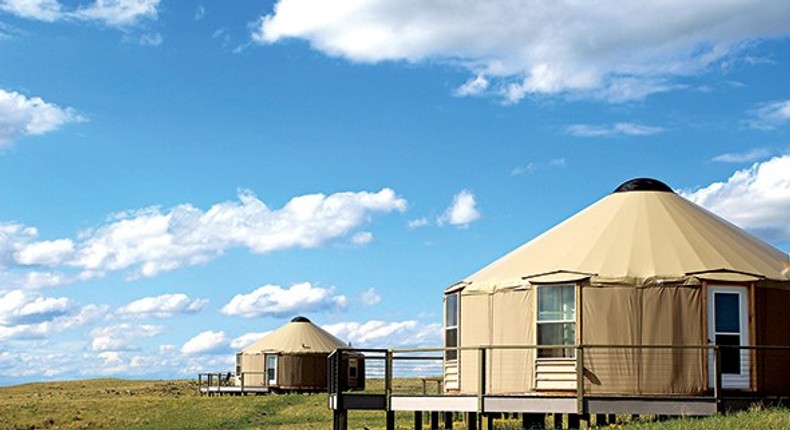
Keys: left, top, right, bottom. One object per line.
{"left": 328, "top": 344, "right": 790, "bottom": 413}
{"left": 197, "top": 371, "right": 267, "bottom": 395}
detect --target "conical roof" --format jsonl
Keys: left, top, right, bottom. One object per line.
{"left": 460, "top": 179, "right": 789, "bottom": 291}
{"left": 241, "top": 316, "right": 348, "bottom": 354}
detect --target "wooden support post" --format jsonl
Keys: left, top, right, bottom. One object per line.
{"left": 386, "top": 411, "right": 395, "bottom": 430}
{"left": 579, "top": 413, "right": 590, "bottom": 429}
{"left": 714, "top": 346, "right": 722, "bottom": 413}
{"left": 443, "top": 411, "right": 453, "bottom": 429}
{"left": 607, "top": 414, "right": 616, "bottom": 424}
{"left": 431, "top": 411, "right": 440, "bottom": 430}
{"left": 594, "top": 414, "right": 607, "bottom": 426}
{"left": 630, "top": 414, "right": 639, "bottom": 422}
{"left": 332, "top": 410, "right": 347, "bottom": 430}
{"left": 414, "top": 411, "right": 423, "bottom": 430}
{"left": 465, "top": 413, "right": 477, "bottom": 430}
{"left": 567, "top": 413, "right": 580, "bottom": 429}
{"left": 482, "top": 413, "right": 494, "bottom": 430}
{"left": 522, "top": 413, "right": 544, "bottom": 429}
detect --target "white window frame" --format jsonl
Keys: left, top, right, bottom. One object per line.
{"left": 444, "top": 292, "right": 459, "bottom": 361}
{"left": 265, "top": 354, "right": 278, "bottom": 386}
{"left": 536, "top": 284, "right": 576, "bottom": 359}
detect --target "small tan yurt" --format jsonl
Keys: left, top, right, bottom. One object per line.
{"left": 236, "top": 316, "right": 364, "bottom": 392}
{"left": 443, "top": 178, "right": 790, "bottom": 396}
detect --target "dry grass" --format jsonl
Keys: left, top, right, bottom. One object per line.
{"left": 1, "top": 379, "right": 788, "bottom": 429}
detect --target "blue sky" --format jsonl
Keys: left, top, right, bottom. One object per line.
{"left": 1, "top": 0, "right": 789, "bottom": 384}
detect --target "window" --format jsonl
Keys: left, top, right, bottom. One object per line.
{"left": 445, "top": 293, "right": 459, "bottom": 360}
{"left": 348, "top": 358, "right": 358, "bottom": 379}
{"left": 537, "top": 284, "right": 576, "bottom": 359}
{"left": 235, "top": 353, "right": 242, "bottom": 374}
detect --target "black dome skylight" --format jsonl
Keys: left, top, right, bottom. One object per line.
{"left": 291, "top": 316, "right": 311, "bottom": 323}
{"left": 613, "top": 178, "right": 674, "bottom": 193}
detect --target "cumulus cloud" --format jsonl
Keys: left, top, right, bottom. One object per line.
{"left": 748, "top": 99, "right": 790, "bottom": 130}
{"left": 0, "top": 0, "right": 159, "bottom": 26}
{"left": 360, "top": 288, "right": 381, "bottom": 306}
{"left": 230, "top": 331, "right": 272, "bottom": 350}
{"left": 511, "top": 158, "right": 566, "bottom": 176}
{"left": 350, "top": 231, "right": 373, "bottom": 245}
{"left": 323, "top": 320, "right": 441, "bottom": 348}
{"left": 89, "top": 323, "right": 162, "bottom": 351}
{"left": 221, "top": 282, "right": 347, "bottom": 318}
{"left": 0, "top": 290, "right": 107, "bottom": 340}
{"left": 566, "top": 122, "right": 665, "bottom": 138}
{"left": 181, "top": 330, "right": 228, "bottom": 355}
{"left": 681, "top": 155, "right": 790, "bottom": 243}
{"left": 438, "top": 190, "right": 480, "bottom": 228}
{"left": 254, "top": 0, "right": 790, "bottom": 103}
{"left": 0, "top": 289, "right": 72, "bottom": 326}
{"left": 0, "top": 89, "right": 84, "bottom": 148}
{"left": 116, "top": 293, "right": 208, "bottom": 319}
{"left": 711, "top": 148, "right": 772, "bottom": 164}
{"left": 407, "top": 218, "right": 429, "bottom": 229}
{"left": 2, "top": 188, "right": 406, "bottom": 279}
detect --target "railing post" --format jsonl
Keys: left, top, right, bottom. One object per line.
{"left": 385, "top": 349, "right": 393, "bottom": 409}
{"left": 478, "top": 347, "right": 486, "bottom": 414}
{"left": 576, "top": 344, "right": 584, "bottom": 414}
{"left": 713, "top": 346, "right": 722, "bottom": 412}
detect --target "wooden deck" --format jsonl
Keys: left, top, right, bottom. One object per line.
{"left": 199, "top": 385, "right": 270, "bottom": 395}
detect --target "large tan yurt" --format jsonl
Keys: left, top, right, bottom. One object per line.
{"left": 443, "top": 178, "right": 790, "bottom": 397}
{"left": 236, "top": 316, "right": 364, "bottom": 392}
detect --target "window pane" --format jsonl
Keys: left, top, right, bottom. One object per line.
{"left": 445, "top": 328, "right": 458, "bottom": 360}
{"left": 716, "top": 334, "right": 741, "bottom": 374}
{"left": 538, "top": 285, "right": 575, "bottom": 321}
{"left": 715, "top": 293, "right": 740, "bottom": 333}
{"left": 537, "top": 323, "right": 575, "bottom": 358}
{"left": 445, "top": 294, "right": 458, "bottom": 327}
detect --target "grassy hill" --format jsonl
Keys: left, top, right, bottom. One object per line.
{"left": 1, "top": 379, "right": 788, "bottom": 429}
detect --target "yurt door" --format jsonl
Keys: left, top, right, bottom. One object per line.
{"left": 707, "top": 286, "right": 750, "bottom": 389}
{"left": 265, "top": 354, "right": 277, "bottom": 386}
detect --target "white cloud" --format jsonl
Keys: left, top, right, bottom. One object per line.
{"left": 566, "top": 122, "right": 664, "bottom": 138}
{"left": 89, "top": 323, "right": 162, "bottom": 351}
{"left": 181, "top": 330, "right": 228, "bottom": 355}
{"left": 511, "top": 158, "right": 566, "bottom": 176}
{"left": 116, "top": 293, "right": 208, "bottom": 319}
{"left": 70, "top": 188, "right": 405, "bottom": 278}
{"left": 13, "top": 239, "right": 75, "bottom": 266}
{"left": 0, "top": 290, "right": 107, "bottom": 340}
{"left": 0, "top": 289, "right": 72, "bottom": 326}
{"left": 438, "top": 190, "right": 480, "bottom": 228}
{"left": 0, "top": 0, "right": 62, "bottom": 22}
{"left": 230, "top": 331, "right": 272, "bottom": 350}
{"left": 72, "top": 0, "right": 159, "bottom": 26}
{"left": 351, "top": 231, "right": 373, "bottom": 245}
{"left": 254, "top": 0, "right": 790, "bottom": 103}
{"left": 407, "top": 217, "right": 429, "bottom": 229}
{"left": 360, "top": 288, "right": 381, "bottom": 306}
{"left": 0, "top": 0, "right": 159, "bottom": 26}
{"left": 0, "top": 89, "right": 84, "bottom": 148}
{"left": 681, "top": 155, "right": 790, "bottom": 243}
{"left": 748, "top": 99, "right": 790, "bottom": 130}
{"left": 323, "top": 320, "right": 441, "bottom": 348}
{"left": 711, "top": 148, "right": 771, "bottom": 164}
{"left": 221, "top": 282, "right": 347, "bottom": 318}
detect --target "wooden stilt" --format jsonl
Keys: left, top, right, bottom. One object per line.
{"left": 567, "top": 413, "right": 580, "bottom": 429}
{"left": 386, "top": 411, "right": 395, "bottom": 430}
{"left": 414, "top": 411, "right": 423, "bottom": 430}
{"left": 522, "top": 413, "right": 544, "bottom": 429}
{"left": 431, "top": 411, "right": 440, "bottom": 430}
{"left": 332, "top": 410, "right": 347, "bottom": 430}
{"left": 443, "top": 411, "right": 453, "bottom": 429}
{"left": 466, "top": 412, "right": 478, "bottom": 430}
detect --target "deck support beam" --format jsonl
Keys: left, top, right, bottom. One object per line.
{"left": 522, "top": 413, "right": 544, "bottom": 429}
{"left": 413, "top": 411, "right": 423, "bottom": 430}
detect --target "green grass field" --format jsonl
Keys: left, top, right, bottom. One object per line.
{"left": 1, "top": 379, "right": 788, "bottom": 430}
